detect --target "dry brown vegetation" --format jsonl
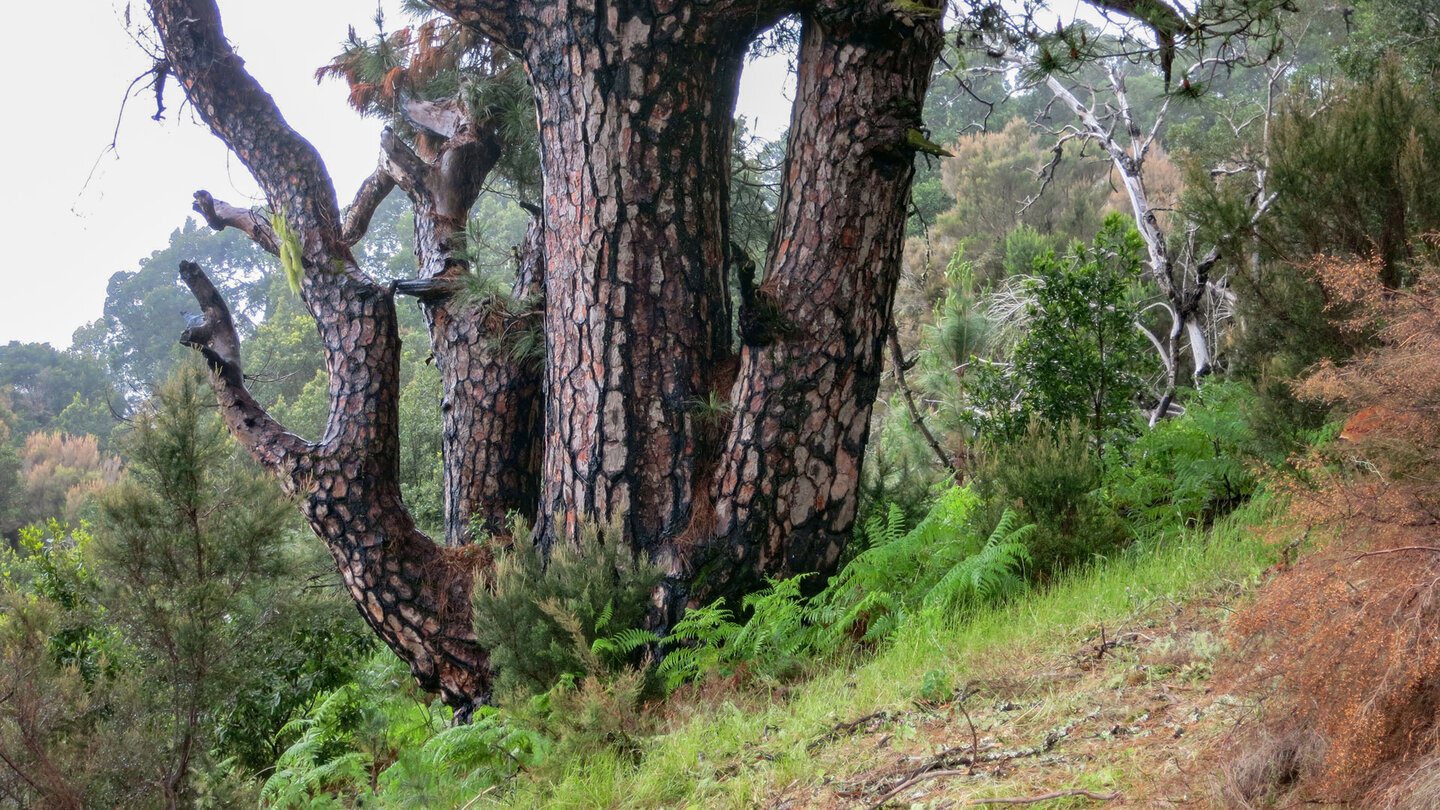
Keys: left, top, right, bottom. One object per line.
{"left": 1215, "top": 244, "right": 1440, "bottom": 808}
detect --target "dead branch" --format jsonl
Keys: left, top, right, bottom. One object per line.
{"left": 968, "top": 789, "right": 1120, "bottom": 805}
{"left": 342, "top": 168, "right": 398, "bottom": 246}
{"left": 191, "top": 191, "right": 280, "bottom": 256}
{"left": 888, "top": 330, "right": 957, "bottom": 475}
{"left": 1351, "top": 547, "right": 1440, "bottom": 561}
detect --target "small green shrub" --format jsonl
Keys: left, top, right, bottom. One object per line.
{"left": 974, "top": 420, "right": 1129, "bottom": 574}
{"left": 473, "top": 518, "right": 662, "bottom": 699}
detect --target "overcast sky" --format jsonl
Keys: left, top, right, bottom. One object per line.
{"left": 2, "top": 2, "right": 793, "bottom": 349}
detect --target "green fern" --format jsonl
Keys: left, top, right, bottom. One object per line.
{"left": 658, "top": 574, "right": 816, "bottom": 691}
{"left": 590, "top": 627, "right": 662, "bottom": 666}
{"left": 921, "top": 509, "right": 1032, "bottom": 613}
{"left": 658, "top": 601, "right": 741, "bottom": 690}
{"left": 813, "top": 485, "right": 1032, "bottom": 648}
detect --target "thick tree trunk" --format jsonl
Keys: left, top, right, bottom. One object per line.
{"left": 519, "top": 14, "right": 755, "bottom": 553}
{"left": 689, "top": 2, "right": 944, "bottom": 601}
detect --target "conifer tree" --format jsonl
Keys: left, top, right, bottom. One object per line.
{"left": 94, "top": 364, "right": 294, "bottom": 807}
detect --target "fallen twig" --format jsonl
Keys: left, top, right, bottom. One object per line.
{"left": 457, "top": 783, "right": 499, "bottom": 810}
{"left": 810, "top": 711, "right": 893, "bottom": 751}
{"left": 866, "top": 715, "right": 1089, "bottom": 808}
{"left": 1351, "top": 546, "right": 1440, "bottom": 561}
{"left": 871, "top": 773, "right": 1121, "bottom": 809}
{"left": 967, "top": 789, "right": 1120, "bottom": 805}
{"left": 868, "top": 769, "right": 970, "bottom": 808}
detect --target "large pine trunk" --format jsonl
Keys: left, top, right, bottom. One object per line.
{"left": 695, "top": 5, "right": 943, "bottom": 602}
{"left": 154, "top": 0, "right": 942, "bottom": 713}
{"left": 518, "top": 13, "right": 755, "bottom": 554}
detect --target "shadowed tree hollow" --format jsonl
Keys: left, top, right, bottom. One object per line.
{"left": 148, "top": 0, "right": 943, "bottom": 717}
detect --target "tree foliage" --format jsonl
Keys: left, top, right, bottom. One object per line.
{"left": 965, "top": 214, "right": 1152, "bottom": 452}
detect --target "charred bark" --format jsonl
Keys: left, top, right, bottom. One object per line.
{"left": 520, "top": 11, "right": 760, "bottom": 554}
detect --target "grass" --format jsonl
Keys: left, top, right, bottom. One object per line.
{"left": 488, "top": 495, "right": 1284, "bottom": 809}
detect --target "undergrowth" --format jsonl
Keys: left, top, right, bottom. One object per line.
{"left": 1218, "top": 246, "right": 1440, "bottom": 808}
{"left": 495, "top": 495, "right": 1279, "bottom": 809}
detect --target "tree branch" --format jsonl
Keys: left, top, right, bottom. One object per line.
{"left": 380, "top": 127, "right": 439, "bottom": 203}
{"left": 889, "top": 330, "right": 957, "bottom": 476}
{"left": 343, "top": 168, "right": 398, "bottom": 246}
{"left": 149, "top": 0, "right": 347, "bottom": 263}
{"left": 422, "top": 1, "right": 521, "bottom": 47}
{"left": 192, "top": 190, "right": 279, "bottom": 255}
{"left": 402, "top": 98, "right": 468, "bottom": 139}
{"left": 176, "top": 261, "right": 308, "bottom": 472}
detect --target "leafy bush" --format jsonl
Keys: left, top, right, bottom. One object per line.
{"left": 964, "top": 215, "right": 1152, "bottom": 455}
{"left": 0, "top": 523, "right": 158, "bottom": 809}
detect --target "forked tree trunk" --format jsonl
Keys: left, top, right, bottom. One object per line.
{"left": 154, "top": 0, "right": 943, "bottom": 713}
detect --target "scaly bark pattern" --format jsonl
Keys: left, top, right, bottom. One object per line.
{"left": 700, "top": 2, "right": 944, "bottom": 599}
{"left": 383, "top": 107, "right": 544, "bottom": 543}
{"left": 153, "top": 0, "right": 491, "bottom": 715}
{"left": 518, "top": 7, "right": 770, "bottom": 553}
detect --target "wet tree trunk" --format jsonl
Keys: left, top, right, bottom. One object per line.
{"left": 517, "top": 12, "right": 759, "bottom": 554}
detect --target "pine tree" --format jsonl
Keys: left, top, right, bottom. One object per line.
{"left": 93, "top": 364, "right": 294, "bottom": 807}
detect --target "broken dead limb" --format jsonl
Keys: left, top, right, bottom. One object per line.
{"left": 865, "top": 715, "right": 1093, "bottom": 808}
{"left": 1351, "top": 546, "right": 1440, "bottom": 561}
{"left": 869, "top": 769, "right": 1118, "bottom": 809}
{"left": 967, "top": 789, "right": 1120, "bottom": 805}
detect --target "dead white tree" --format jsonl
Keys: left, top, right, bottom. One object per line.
{"left": 969, "top": 16, "right": 1302, "bottom": 422}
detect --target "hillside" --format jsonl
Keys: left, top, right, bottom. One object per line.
{"left": 492, "top": 502, "right": 1282, "bottom": 808}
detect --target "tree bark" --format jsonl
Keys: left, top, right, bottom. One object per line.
{"left": 517, "top": 9, "right": 764, "bottom": 554}
{"left": 153, "top": 0, "right": 491, "bottom": 716}
{"left": 383, "top": 105, "right": 544, "bottom": 544}
{"left": 688, "top": 1, "right": 944, "bottom": 602}
{"left": 152, "top": 0, "right": 946, "bottom": 712}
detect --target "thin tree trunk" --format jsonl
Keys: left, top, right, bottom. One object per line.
{"left": 154, "top": 0, "right": 491, "bottom": 715}
{"left": 382, "top": 107, "right": 544, "bottom": 543}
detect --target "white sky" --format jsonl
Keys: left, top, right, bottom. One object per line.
{"left": 1, "top": 2, "right": 792, "bottom": 349}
